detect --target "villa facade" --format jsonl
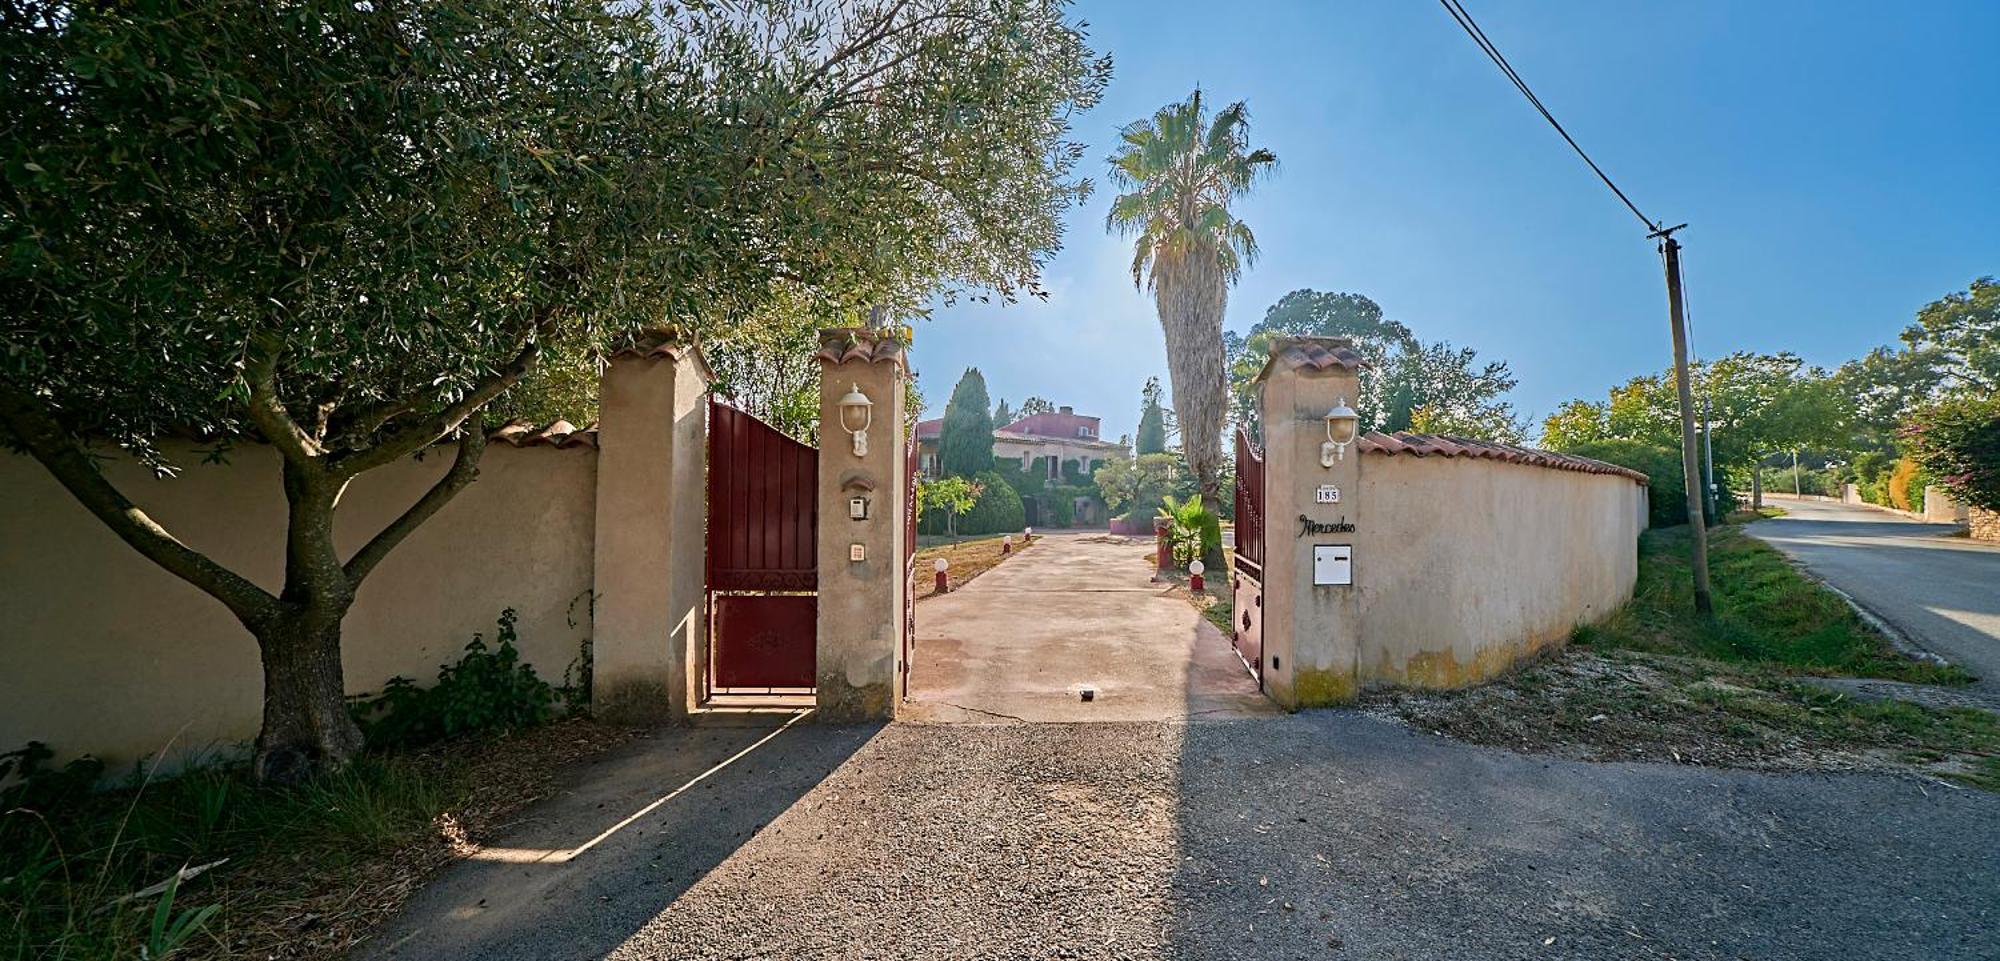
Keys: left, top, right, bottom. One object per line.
{"left": 915, "top": 405, "right": 1126, "bottom": 478}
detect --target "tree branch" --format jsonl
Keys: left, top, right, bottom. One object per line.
{"left": 328, "top": 336, "right": 540, "bottom": 479}
{"left": 342, "top": 423, "right": 487, "bottom": 588}
{"left": 0, "top": 379, "right": 278, "bottom": 625}
{"left": 243, "top": 338, "right": 324, "bottom": 464}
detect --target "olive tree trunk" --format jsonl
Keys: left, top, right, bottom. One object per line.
{"left": 250, "top": 612, "right": 364, "bottom": 782}
{"left": 1, "top": 372, "right": 496, "bottom": 783}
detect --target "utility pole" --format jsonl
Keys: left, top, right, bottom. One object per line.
{"left": 1701, "top": 394, "right": 1717, "bottom": 523}
{"left": 1792, "top": 449, "right": 1801, "bottom": 497}
{"left": 1654, "top": 226, "right": 1712, "bottom": 616}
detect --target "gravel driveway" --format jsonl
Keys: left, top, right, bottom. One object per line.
{"left": 359, "top": 713, "right": 1999, "bottom": 961}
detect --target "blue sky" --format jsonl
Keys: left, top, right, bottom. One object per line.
{"left": 906, "top": 0, "right": 2000, "bottom": 442}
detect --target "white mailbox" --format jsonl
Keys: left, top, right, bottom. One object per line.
{"left": 1313, "top": 544, "right": 1352, "bottom": 586}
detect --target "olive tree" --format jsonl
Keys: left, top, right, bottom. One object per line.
{"left": 1, "top": 0, "right": 1106, "bottom": 779}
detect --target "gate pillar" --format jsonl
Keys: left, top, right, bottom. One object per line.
{"left": 812, "top": 328, "right": 910, "bottom": 722}
{"left": 592, "top": 333, "right": 711, "bottom": 723}
{"left": 1254, "top": 337, "right": 1366, "bottom": 709}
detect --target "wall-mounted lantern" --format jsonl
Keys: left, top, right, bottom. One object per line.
{"left": 837, "top": 382, "right": 873, "bottom": 457}
{"left": 1320, "top": 397, "right": 1360, "bottom": 467}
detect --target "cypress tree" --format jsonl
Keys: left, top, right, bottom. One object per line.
{"left": 939, "top": 368, "right": 996, "bottom": 477}
{"left": 992, "top": 397, "right": 1014, "bottom": 428}
{"left": 1136, "top": 377, "right": 1169, "bottom": 455}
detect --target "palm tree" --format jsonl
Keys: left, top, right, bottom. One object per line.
{"left": 1106, "top": 89, "right": 1275, "bottom": 514}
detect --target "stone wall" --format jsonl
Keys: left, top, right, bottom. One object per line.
{"left": 1971, "top": 506, "right": 2000, "bottom": 543}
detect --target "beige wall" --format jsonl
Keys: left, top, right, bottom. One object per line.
{"left": 1353, "top": 455, "right": 1643, "bottom": 688}
{"left": 1923, "top": 485, "right": 1971, "bottom": 525}
{"left": 0, "top": 442, "right": 596, "bottom": 769}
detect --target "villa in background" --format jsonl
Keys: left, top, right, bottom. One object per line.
{"left": 915, "top": 405, "right": 1126, "bottom": 479}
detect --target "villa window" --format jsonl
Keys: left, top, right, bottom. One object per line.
{"left": 1076, "top": 425, "right": 1092, "bottom": 438}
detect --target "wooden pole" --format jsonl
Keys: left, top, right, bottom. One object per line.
{"left": 1658, "top": 230, "right": 1713, "bottom": 615}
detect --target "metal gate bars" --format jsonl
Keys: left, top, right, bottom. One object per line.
{"left": 706, "top": 399, "right": 819, "bottom": 693}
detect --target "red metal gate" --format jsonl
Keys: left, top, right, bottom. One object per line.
{"left": 707, "top": 399, "right": 818, "bottom": 692}
{"left": 1232, "top": 427, "right": 1266, "bottom": 684}
{"left": 901, "top": 434, "right": 918, "bottom": 696}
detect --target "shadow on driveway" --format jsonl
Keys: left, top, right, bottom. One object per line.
{"left": 355, "top": 714, "right": 880, "bottom": 961}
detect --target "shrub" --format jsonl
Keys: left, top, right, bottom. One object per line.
{"left": 1158, "top": 493, "right": 1221, "bottom": 567}
{"left": 0, "top": 742, "right": 102, "bottom": 822}
{"left": 1887, "top": 457, "right": 1923, "bottom": 512}
{"left": 1902, "top": 393, "right": 2000, "bottom": 511}
{"left": 991, "top": 458, "right": 1042, "bottom": 495}
{"left": 351, "top": 609, "right": 556, "bottom": 749}
{"left": 956, "top": 470, "right": 1026, "bottom": 535}
{"left": 1564, "top": 439, "right": 1687, "bottom": 527}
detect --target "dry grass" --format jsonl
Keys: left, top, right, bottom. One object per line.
{"left": 1363, "top": 521, "right": 1998, "bottom": 790}
{"left": 911, "top": 533, "right": 1038, "bottom": 601}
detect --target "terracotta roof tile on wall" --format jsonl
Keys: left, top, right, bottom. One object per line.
{"left": 813, "top": 327, "right": 909, "bottom": 367}
{"left": 610, "top": 328, "right": 696, "bottom": 361}
{"left": 1272, "top": 338, "right": 1368, "bottom": 373}
{"left": 488, "top": 419, "right": 598, "bottom": 449}
{"left": 1358, "top": 431, "right": 1647, "bottom": 484}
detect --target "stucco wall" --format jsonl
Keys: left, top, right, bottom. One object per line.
{"left": 1352, "top": 454, "right": 1644, "bottom": 688}
{"left": 1922, "top": 486, "right": 1971, "bottom": 525}
{"left": 0, "top": 443, "right": 596, "bottom": 769}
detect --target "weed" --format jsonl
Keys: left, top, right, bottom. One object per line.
{"left": 350, "top": 609, "right": 557, "bottom": 749}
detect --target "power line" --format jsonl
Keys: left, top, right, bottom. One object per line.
{"left": 1437, "top": 0, "right": 1658, "bottom": 233}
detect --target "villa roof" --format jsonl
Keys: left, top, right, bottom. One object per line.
{"left": 1358, "top": 432, "right": 1647, "bottom": 484}
{"left": 914, "top": 417, "right": 944, "bottom": 440}
{"left": 1002, "top": 409, "right": 1101, "bottom": 440}
{"left": 993, "top": 428, "right": 1124, "bottom": 450}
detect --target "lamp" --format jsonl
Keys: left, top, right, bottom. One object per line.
{"left": 837, "top": 382, "right": 873, "bottom": 457}
{"left": 1321, "top": 397, "right": 1360, "bottom": 467}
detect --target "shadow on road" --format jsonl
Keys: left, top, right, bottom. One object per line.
{"left": 356, "top": 714, "right": 881, "bottom": 961}
{"left": 1163, "top": 713, "right": 2000, "bottom": 960}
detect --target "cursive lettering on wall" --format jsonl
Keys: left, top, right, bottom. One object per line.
{"left": 1297, "top": 514, "right": 1356, "bottom": 536}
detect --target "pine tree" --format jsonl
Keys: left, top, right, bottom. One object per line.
{"left": 939, "top": 368, "right": 996, "bottom": 477}
{"left": 1136, "top": 377, "right": 1169, "bottom": 455}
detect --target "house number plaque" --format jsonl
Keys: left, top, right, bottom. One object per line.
{"left": 1315, "top": 484, "right": 1341, "bottom": 504}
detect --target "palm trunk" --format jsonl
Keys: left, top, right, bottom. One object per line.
{"left": 1154, "top": 250, "right": 1229, "bottom": 519}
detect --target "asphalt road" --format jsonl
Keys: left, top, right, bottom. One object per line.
{"left": 1749, "top": 496, "right": 2000, "bottom": 688}
{"left": 357, "top": 714, "right": 1999, "bottom": 961}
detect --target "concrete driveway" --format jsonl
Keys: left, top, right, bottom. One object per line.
{"left": 904, "top": 531, "right": 1275, "bottom": 722}
{"left": 1750, "top": 496, "right": 2000, "bottom": 688}
{"left": 356, "top": 713, "right": 2000, "bottom": 961}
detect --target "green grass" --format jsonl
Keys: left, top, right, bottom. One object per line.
{"left": 1575, "top": 524, "right": 1974, "bottom": 685}
{"left": 2, "top": 754, "right": 468, "bottom": 961}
